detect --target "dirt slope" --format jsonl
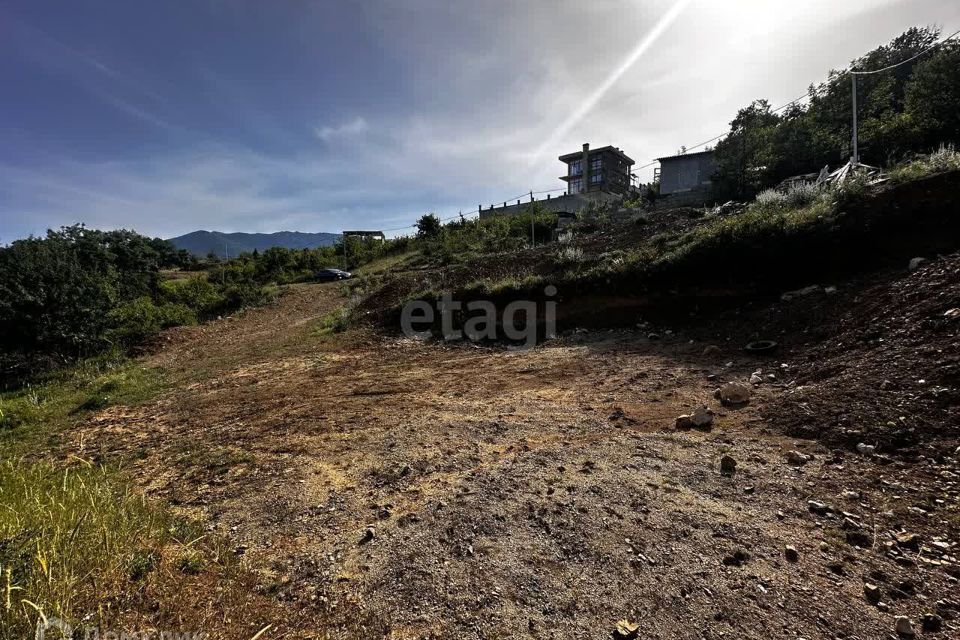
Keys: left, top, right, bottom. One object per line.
{"left": 72, "top": 282, "right": 959, "bottom": 639}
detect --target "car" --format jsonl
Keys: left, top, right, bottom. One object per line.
{"left": 314, "top": 268, "right": 352, "bottom": 282}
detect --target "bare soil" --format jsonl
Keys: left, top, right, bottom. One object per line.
{"left": 71, "top": 273, "right": 959, "bottom": 639}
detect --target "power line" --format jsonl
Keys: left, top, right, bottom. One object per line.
{"left": 638, "top": 27, "right": 958, "bottom": 167}
{"left": 370, "top": 26, "right": 959, "bottom": 233}
{"left": 853, "top": 28, "right": 959, "bottom": 75}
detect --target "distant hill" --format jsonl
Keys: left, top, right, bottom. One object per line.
{"left": 168, "top": 230, "right": 340, "bottom": 257}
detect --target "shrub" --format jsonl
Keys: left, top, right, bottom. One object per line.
{"left": 755, "top": 189, "right": 786, "bottom": 206}
{"left": 313, "top": 307, "right": 352, "bottom": 335}
{"left": 159, "top": 277, "right": 225, "bottom": 319}
{"left": 783, "top": 183, "right": 821, "bottom": 208}
{"left": 105, "top": 298, "right": 196, "bottom": 347}
{"left": 220, "top": 283, "right": 274, "bottom": 313}
{"left": 554, "top": 245, "right": 585, "bottom": 267}
{"left": 889, "top": 144, "right": 960, "bottom": 184}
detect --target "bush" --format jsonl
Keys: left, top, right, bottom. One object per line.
{"left": 889, "top": 144, "right": 960, "bottom": 184}
{"left": 783, "top": 183, "right": 821, "bottom": 208}
{"left": 755, "top": 189, "right": 786, "bottom": 206}
{"left": 313, "top": 307, "right": 352, "bottom": 335}
{"left": 554, "top": 245, "right": 585, "bottom": 267}
{"left": 159, "top": 277, "right": 225, "bottom": 319}
{"left": 0, "top": 226, "right": 191, "bottom": 373}
{"left": 105, "top": 298, "right": 196, "bottom": 347}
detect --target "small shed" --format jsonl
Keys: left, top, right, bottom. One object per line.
{"left": 656, "top": 150, "right": 717, "bottom": 206}
{"left": 342, "top": 230, "right": 385, "bottom": 242}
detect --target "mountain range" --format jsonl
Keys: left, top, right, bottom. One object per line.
{"left": 168, "top": 230, "right": 340, "bottom": 257}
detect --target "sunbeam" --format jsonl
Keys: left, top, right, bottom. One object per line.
{"left": 529, "top": 0, "right": 694, "bottom": 166}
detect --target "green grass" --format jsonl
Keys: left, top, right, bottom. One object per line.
{"left": 312, "top": 306, "right": 352, "bottom": 336}
{"left": 0, "top": 358, "right": 232, "bottom": 637}
{"left": 0, "top": 357, "right": 166, "bottom": 455}
{"left": 654, "top": 191, "right": 838, "bottom": 269}
{"left": 0, "top": 459, "right": 209, "bottom": 636}
{"left": 888, "top": 144, "right": 960, "bottom": 184}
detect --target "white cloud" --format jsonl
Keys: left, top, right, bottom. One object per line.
{"left": 313, "top": 116, "right": 370, "bottom": 142}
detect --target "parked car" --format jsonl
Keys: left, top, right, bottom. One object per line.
{"left": 314, "top": 268, "right": 352, "bottom": 282}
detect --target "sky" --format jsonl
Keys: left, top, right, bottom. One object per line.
{"left": 1, "top": 0, "right": 958, "bottom": 241}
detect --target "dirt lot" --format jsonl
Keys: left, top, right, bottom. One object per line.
{"left": 72, "top": 278, "right": 959, "bottom": 639}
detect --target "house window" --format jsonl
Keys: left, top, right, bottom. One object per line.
{"left": 590, "top": 157, "right": 602, "bottom": 171}
{"left": 568, "top": 178, "right": 583, "bottom": 193}
{"left": 590, "top": 172, "right": 602, "bottom": 184}
{"left": 568, "top": 160, "right": 582, "bottom": 176}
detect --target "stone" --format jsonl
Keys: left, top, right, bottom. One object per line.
{"left": 864, "top": 583, "right": 881, "bottom": 602}
{"left": 786, "top": 450, "right": 809, "bottom": 466}
{"left": 702, "top": 345, "right": 722, "bottom": 357}
{"left": 690, "top": 406, "right": 714, "bottom": 430}
{"left": 719, "top": 455, "right": 737, "bottom": 476}
{"left": 856, "top": 442, "right": 876, "bottom": 456}
{"left": 359, "top": 526, "right": 375, "bottom": 545}
{"left": 784, "top": 545, "right": 799, "bottom": 562}
{"left": 944, "top": 308, "right": 960, "bottom": 320}
{"left": 895, "top": 532, "right": 921, "bottom": 550}
{"left": 922, "top": 613, "right": 943, "bottom": 632}
{"left": 613, "top": 619, "right": 640, "bottom": 639}
{"left": 676, "top": 406, "right": 713, "bottom": 431}
{"left": 718, "top": 382, "right": 752, "bottom": 406}
{"left": 894, "top": 616, "right": 915, "bottom": 637}
{"left": 647, "top": 332, "right": 662, "bottom": 340}
{"left": 781, "top": 285, "right": 821, "bottom": 301}
{"left": 908, "top": 257, "right": 927, "bottom": 271}
{"left": 749, "top": 371, "right": 763, "bottom": 385}
{"left": 807, "top": 500, "right": 830, "bottom": 515}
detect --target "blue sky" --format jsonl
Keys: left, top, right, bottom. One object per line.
{"left": 2, "top": 0, "right": 958, "bottom": 241}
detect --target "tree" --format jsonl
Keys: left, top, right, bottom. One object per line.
{"left": 905, "top": 42, "right": 960, "bottom": 149}
{"left": 710, "top": 26, "right": 957, "bottom": 200}
{"left": 416, "top": 213, "right": 442, "bottom": 238}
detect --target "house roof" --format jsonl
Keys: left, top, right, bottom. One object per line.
{"left": 559, "top": 145, "right": 634, "bottom": 164}
{"left": 656, "top": 149, "right": 715, "bottom": 163}
{"left": 343, "top": 230, "right": 385, "bottom": 237}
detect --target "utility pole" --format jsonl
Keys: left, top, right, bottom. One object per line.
{"left": 851, "top": 72, "right": 859, "bottom": 165}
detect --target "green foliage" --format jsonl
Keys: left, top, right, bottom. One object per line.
{"left": 0, "top": 460, "right": 174, "bottom": 636}
{"left": 888, "top": 144, "right": 960, "bottom": 184}
{"left": 573, "top": 199, "right": 614, "bottom": 232}
{"left": 0, "top": 226, "right": 294, "bottom": 378}
{"left": 313, "top": 307, "right": 352, "bottom": 336}
{"left": 712, "top": 27, "right": 960, "bottom": 200}
{"left": 105, "top": 298, "right": 197, "bottom": 348}
{"left": 0, "top": 226, "right": 194, "bottom": 376}
{"left": 411, "top": 205, "right": 557, "bottom": 266}
{"left": 159, "top": 277, "right": 225, "bottom": 319}
{"left": 416, "top": 213, "right": 442, "bottom": 238}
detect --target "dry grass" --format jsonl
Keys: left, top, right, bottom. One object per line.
{"left": 0, "top": 360, "right": 266, "bottom": 638}
{"left": 0, "top": 458, "right": 205, "bottom": 637}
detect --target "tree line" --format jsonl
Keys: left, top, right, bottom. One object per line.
{"left": 711, "top": 27, "right": 960, "bottom": 201}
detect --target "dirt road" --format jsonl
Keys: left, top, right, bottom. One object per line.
{"left": 76, "top": 283, "right": 958, "bottom": 639}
